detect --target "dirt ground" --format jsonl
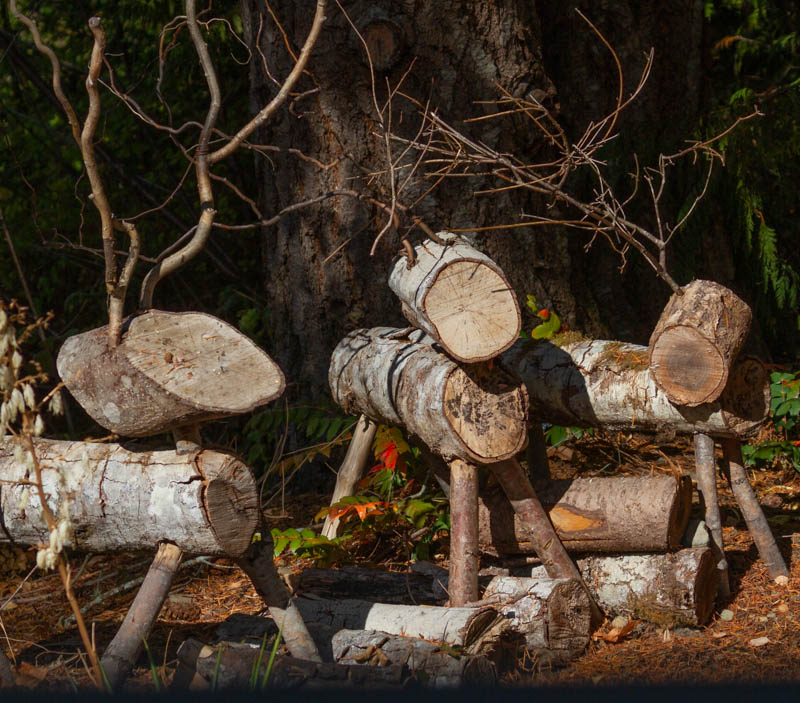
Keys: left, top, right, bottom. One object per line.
{"left": 1, "top": 431, "right": 799, "bottom": 691}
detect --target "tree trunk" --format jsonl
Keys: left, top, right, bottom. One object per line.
{"left": 0, "top": 438, "right": 258, "bottom": 556}
{"left": 243, "top": 1, "right": 706, "bottom": 397}
{"left": 503, "top": 338, "right": 769, "bottom": 438}
{"left": 388, "top": 233, "right": 521, "bottom": 362}
{"left": 101, "top": 542, "right": 183, "bottom": 690}
{"left": 332, "top": 630, "right": 497, "bottom": 686}
{"left": 329, "top": 327, "right": 528, "bottom": 463}
{"left": 57, "top": 310, "right": 284, "bottom": 437}
{"left": 322, "top": 415, "right": 377, "bottom": 539}
{"left": 649, "top": 280, "right": 752, "bottom": 406}
{"left": 480, "top": 474, "right": 692, "bottom": 554}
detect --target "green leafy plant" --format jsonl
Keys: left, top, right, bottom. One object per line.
{"left": 544, "top": 424, "right": 593, "bottom": 448}
{"left": 522, "top": 294, "right": 562, "bottom": 340}
{"left": 743, "top": 369, "right": 800, "bottom": 472}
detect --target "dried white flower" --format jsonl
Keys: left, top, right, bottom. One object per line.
{"left": 36, "top": 546, "right": 58, "bottom": 571}
{"left": 48, "top": 390, "right": 63, "bottom": 417}
{"left": 11, "top": 387, "right": 24, "bottom": 416}
{"left": 1, "top": 365, "right": 12, "bottom": 392}
{"left": 33, "top": 413, "right": 44, "bottom": 437}
{"left": 0, "top": 330, "right": 9, "bottom": 357}
{"left": 23, "top": 384, "right": 35, "bottom": 410}
{"left": 0, "top": 308, "right": 6, "bottom": 333}
{"left": 17, "top": 486, "right": 30, "bottom": 511}
{"left": 11, "top": 350, "right": 22, "bottom": 374}
{"left": 13, "top": 443, "right": 24, "bottom": 466}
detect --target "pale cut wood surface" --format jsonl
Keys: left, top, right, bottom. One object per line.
{"left": 57, "top": 310, "right": 285, "bottom": 436}
{"left": 503, "top": 338, "right": 769, "bottom": 438}
{"left": 0, "top": 438, "right": 258, "bottom": 556}
{"left": 329, "top": 327, "right": 527, "bottom": 463}
{"left": 649, "top": 279, "right": 752, "bottom": 406}
{"left": 389, "top": 233, "right": 520, "bottom": 362}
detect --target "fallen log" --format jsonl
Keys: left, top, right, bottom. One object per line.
{"left": 332, "top": 630, "right": 497, "bottom": 686}
{"left": 480, "top": 474, "right": 692, "bottom": 554}
{"left": 387, "top": 233, "right": 521, "bottom": 363}
{"left": 649, "top": 280, "right": 752, "bottom": 407}
{"left": 503, "top": 338, "right": 769, "bottom": 438}
{"left": 294, "top": 549, "right": 717, "bottom": 628}
{"left": 518, "top": 547, "right": 718, "bottom": 627}
{"left": 0, "top": 438, "right": 258, "bottom": 557}
{"left": 329, "top": 327, "right": 528, "bottom": 463}
{"left": 294, "top": 597, "right": 505, "bottom": 657}
{"left": 175, "top": 639, "right": 406, "bottom": 690}
{"left": 57, "top": 310, "right": 285, "bottom": 437}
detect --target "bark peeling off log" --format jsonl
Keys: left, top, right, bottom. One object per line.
{"left": 649, "top": 280, "right": 752, "bottom": 407}
{"left": 329, "top": 328, "right": 528, "bottom": 463}
{"left": 483, "top": 577, "right": 591, "bottom": 662}
{"left": 388, "top": 233, "right": 521, "bottom": 363}
{"left": 503, "top": 339, "right": 769, "bottom": 438}
{"left": 57, "top": 310, "right": 285, "bottom": 437}
{"left": 0, "top": 438, "right": 258, "bottom": 556}
{"left": 524, "top": 547, "right": 719, "bottom": 627}
{"left": 481, "top": 474, "right": 692, "bottom": 554}
{"left": 332, "top": 630, "right": 497, "bottom": 687}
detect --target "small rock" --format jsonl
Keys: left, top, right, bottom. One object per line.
{"left": 777, "top": 603, "right": 789, "bottom": 614}
{"left": 610, "top": 615, "right": 629, "bottom": 630}
{"left": 758, "top": 616, "right": 768, "bottom": 623}
{"left": 774, "top": 575, "right": 789, "bottom": 586}
{"left": 749, "top": 636, "right": 770, "bottom": 647}
{"left": 681, "top": 519, "right": 710, "bottom": 548}
{"left": 767, "top": 612, "right": 777, "bottom": 619}
{"left": 719, "top": 609, "right": 734, "bottom": 621}
{"left": 712, "top": 631, "right": 727, "bottom": 639}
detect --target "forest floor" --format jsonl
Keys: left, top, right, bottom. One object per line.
{"left": 1, "top": 431, "right": 799, "bottom": 691}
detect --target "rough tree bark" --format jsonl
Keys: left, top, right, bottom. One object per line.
{"left": 648, "top": 280, "right": 752, "bottom": 406}
{"left": 503, "top": 339, "right": 769, "bottom": 438}
{"left": 57, "top": 310, "right": 284, "bottom": 437}
{"left": 329, "top": 327, "right": 528, "bottom": 463}
{"left": 480, "top": 474, "right": 692, "bottom": 554}
{"left": 242, "top": 1, "right": 706, "bottom": 396}
{"left": 0, "top": 438, "right": 258, "bottom": 556}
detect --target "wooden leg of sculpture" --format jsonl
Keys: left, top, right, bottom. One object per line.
{"left": 101, "top": 542, "right": 183, "bottom": 690}
{"left": 525, "top": 423, "right": 551, "bottom": 488}
{"left": 693, "top": 433, "right": 730, "bottom": 598}
{"left": 322, "top": 415, "right": 377, "bottom": 539}
{"left": 237, "top": 535, "right": 321, "bottom": 662}
{"left": 490, "top": 458, "right": 602, "bottom": 625}
{"left": 721, "top": 438, "right": 789, "bottom": 583}
{"left": 448, "top": 459, "right": 480, "bottom": 606}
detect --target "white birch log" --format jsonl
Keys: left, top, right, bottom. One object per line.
{"left": 0, "top": 438, "right": 258, "bottom": 556}
{"left": 520, "top": 547, "right": 718, "bottom": 627}
{"left": 503, "top": 338, "right": 769, "bottom": 438}
{"left": 388, "top": 233, "right": 521, "bottom": 362}
{"left": 329, "top": 328, "right": 528, "bottom": 463}
{"left": 331, "top": 630, "right": 497, "bottom": 686}
{"left": 482, "top": 577, "right": 592, "bottom": 663}
{"left": 57, "top": 310, "right": 285, "bottom": 437}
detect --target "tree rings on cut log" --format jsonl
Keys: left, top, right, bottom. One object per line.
{"left": 388, "top": 234, "right": 521, "bottom": 363}
{"left": 57, "top": 310, "right": 285, "bottom": 437}
{"left": 503, "top": 339, "right": 769, "bottom": 438}
{"left": 329, "top": 328, "right": 528, "bottom": 463}
{"left": 648, "top": 280, "right": 752, "bottom": 407}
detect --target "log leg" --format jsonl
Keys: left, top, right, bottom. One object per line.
{"left": 237, "top": 536, "right": 321, "bottom": 662}
{"left": 525, "top": 423, "right": 551, "bottom": 488}
{"left": 322, "top": 415, "right": 377, "bottom": 539}
{"left": 720, "top": 438, "right": 789, "bottom": 583}
{"left": 693, "top": 433, "right": 731, "bottom": 598}
{"left": 101, "top": 542, "right": 183, "bottom": 690}
{"left": 448, "top": 459, "right": 480, "bottom": 606}
{"left": 490, "top": 458, "right": 602, "bottom": 624}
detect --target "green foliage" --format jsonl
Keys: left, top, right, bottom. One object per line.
{"left": 522, "top": 294, "right": 562, "bottom": 340}
{"left": 544, "top": 424, "right": 593, "bottom": 448}
{"left": 743, "top": 369, "right": 800, "bottom": 473}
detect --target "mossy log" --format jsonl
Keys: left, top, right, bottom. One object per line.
{"left": 649, "top": 280, "right": 752, "bottom": 407}
{"left": 0, "top": 437, "right": 258, "bottom": 557}
{"left": 57, "top": 310, "right": 284, "bottom": 437}
{"left": 329, "top": 327, "right": 528, "bottom": 463}
{"left": 503, "top": 338, "right": 769, "bottom": 438}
